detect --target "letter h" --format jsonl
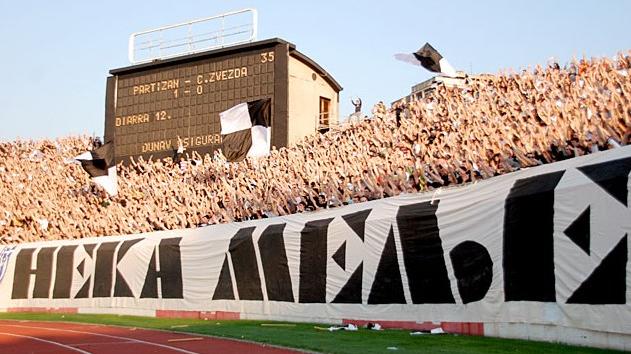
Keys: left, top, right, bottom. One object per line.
{"left": 11, "top": 247, "right": 57, "bottom": 299}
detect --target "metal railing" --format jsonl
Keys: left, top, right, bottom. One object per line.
{"left": 319, "top": 113, "right": 330, "bottom": 125}
{"left": 128, "top": 8, "right": 258, "bottom": 64}
{"left": 317, "top": 112, "right": 332, "bottom": 131}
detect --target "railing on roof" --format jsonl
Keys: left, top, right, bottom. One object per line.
{"left": 128, "top": 8, "right": 258, "bottom": 64}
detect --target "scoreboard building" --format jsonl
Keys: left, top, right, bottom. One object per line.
{"left": 104, "top": 38, "right": 342, "bottom": 163}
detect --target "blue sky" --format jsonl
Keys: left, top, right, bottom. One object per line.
{"left": 0, "top": 0, "right": 630, "bottom": 141}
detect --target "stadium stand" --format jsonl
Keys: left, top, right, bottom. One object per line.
{"left": 0, "top": 52, "right": 629, "bottom": 244}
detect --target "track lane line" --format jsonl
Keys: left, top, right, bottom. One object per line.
{"left": 0, "top": 331, "right": 93, "bottom": 354}
{"left": 2, "top": 324, "right": 201, "bottom": 354}
{"left": 65, "top": 341, "right": 137, "bottom": 346}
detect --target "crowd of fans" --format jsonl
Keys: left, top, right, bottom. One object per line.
{"left": 1, "top": 53, "right": 629, "bottom": 244}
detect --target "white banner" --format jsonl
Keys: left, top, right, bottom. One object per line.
{"left": 1, "top": 146, "right": 630, "bottom": 336}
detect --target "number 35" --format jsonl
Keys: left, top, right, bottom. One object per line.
{"left": 260, "top": 51, "right": 275, "bottom": 63}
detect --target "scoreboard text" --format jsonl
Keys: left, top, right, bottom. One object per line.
{"left": 106, "top": 47, "right": 280, "bottom": 162}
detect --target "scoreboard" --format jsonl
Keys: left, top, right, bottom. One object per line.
{"left": 104, "top": 39, "right": 289, "bottom": 163}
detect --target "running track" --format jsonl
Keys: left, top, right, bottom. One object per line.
{"left": 0, "top": 320, "right": 303, "bottom": 354}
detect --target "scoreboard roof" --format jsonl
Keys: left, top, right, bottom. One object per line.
{"left": 109, "top": 38, "right": 342, "bottom": 92}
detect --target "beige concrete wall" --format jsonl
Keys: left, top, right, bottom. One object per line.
{"left": 287, "top": 56, "right": 339, "bottom": 145}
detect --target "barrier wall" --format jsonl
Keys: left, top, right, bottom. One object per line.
{"left": 1, "top": 146, "right": 630, "bottom": 350}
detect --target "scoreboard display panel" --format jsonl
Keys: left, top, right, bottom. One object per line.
{"left": 104, "top": 39, "right": 289, "bottom": 163}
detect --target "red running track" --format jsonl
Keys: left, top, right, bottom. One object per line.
{"left": 0, "top": 320, "right": 304, "bottom": 354}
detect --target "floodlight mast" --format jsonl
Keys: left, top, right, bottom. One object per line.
{"left": 128, "top": 8, "right": 258, "bottom": 64}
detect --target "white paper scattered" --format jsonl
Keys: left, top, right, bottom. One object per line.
{"left": 431, "top": 327, "right": 445, "bottom": 334}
